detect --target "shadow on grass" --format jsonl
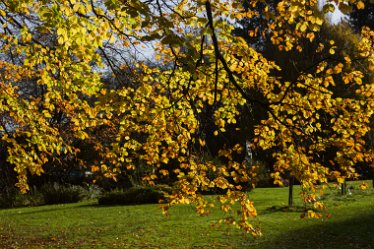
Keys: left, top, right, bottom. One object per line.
{"left": 4, "top": 204, "right": 83, "bottom": 216}
{"left": 2, "top": 201, "right": 99, "bottom": 216}
{"left": 260, "top": 205, "right": 307, "bottom": 215}
{"left": 252, "top": 213, "right": 374, "bottom": 249}
{"left": 7, "top": 201, "right": 161, "bottom": 216}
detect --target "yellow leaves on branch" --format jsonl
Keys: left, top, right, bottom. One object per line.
{"left": 0, "top": 0, "right": 373, "bottom": 235}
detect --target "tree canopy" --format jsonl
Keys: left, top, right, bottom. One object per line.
{"left": 0, "top": 0, "right": 373, "bottom": 235}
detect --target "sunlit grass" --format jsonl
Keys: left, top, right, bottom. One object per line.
{"left": 0, "top": 180, "right": 373, "bottom": 248}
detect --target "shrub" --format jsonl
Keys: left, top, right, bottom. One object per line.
{"left": 0, "top": 157, "right": 18, "bottom": 208}
{"left": 0, "top": 193, "right": 16, "bottom": 208}
{"left": 0, "top": 186, "right": 44, "bottom": 208}
{"left": 83, "top": 184, "right": 103, "bottom": 200}
{"left": 98, "top": 186, "right": 166, "bottom": 205}
{"left": 152, "top": 184, "right": 174, "bottom": 195}
{"left": 252, "top": 162, "right": 273, "bottom": 188}
{"left": 40, "top": 182, "right": 86, "bottom": 205}
{"left": 14, "top": 186, "right": 44, "bottom": 207}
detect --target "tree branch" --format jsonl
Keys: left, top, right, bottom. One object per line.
{"left": 204, "top": 1, "right": 269, "bottom": 109}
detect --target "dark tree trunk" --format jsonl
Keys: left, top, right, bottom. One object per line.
{"left": 288, "top": 176, "right": 294, "bottom": 208}
{"left": 341, "top": 181, "right": 347, "bottom": 195}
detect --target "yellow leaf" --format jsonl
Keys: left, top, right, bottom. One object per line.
{"left": 101, "top": 165, "right": 107, "bottom": 172}
{"left": 100, "top": 88, "right": 107, "bottom": 95}
{"left": 214, "top": 177, "right": 229, "bottom": 189}
{"left": 159, "top": 169, "right": 169, "bottom": 176}
{"left": 359, "top": 182, "right": 368, "bottom": 190}
{"left": 315, "top": 17, "right": 323, "bottom": 26}
{"left": 199, "top": 139, "right": 206, "bottom": 146}
{"left": 306, "top": 32, "right": 315, "bottom": 42}
{"left": 91, "top": 165, "right": 100, "bottom": 172}
{"left": 300, "top": 22, "right": 308, "bottom": 32}
{"left": 357, "top": 1, "right": 365, "bottom": 9}
{"left": 337, "top": 177, "right": 345, "bottom": 184}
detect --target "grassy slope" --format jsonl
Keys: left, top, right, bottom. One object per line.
{"left": 0, "top": 181, "right": 373, "bottom": 249}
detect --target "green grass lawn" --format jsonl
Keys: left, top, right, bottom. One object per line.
{"left": 0, "top": 181, "right": 373, "bottom": 248}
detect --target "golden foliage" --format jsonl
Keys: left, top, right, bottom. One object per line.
{"left": 0, "top": 0, "right": 373, "bottom": 234}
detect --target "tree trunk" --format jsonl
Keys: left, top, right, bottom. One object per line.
{"left": 341, "top": 181, "right": 347, "bottom": 195}
{"left": 288, "top": 176, "right": 294, "bottom": 208}
{"left": 372, "top": 165, "right": 374, "bottom": 188}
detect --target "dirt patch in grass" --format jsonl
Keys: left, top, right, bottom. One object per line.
{"left": 0, "top": 228, "right": 70, "bottom": 249}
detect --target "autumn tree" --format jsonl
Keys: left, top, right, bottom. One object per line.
{"left": 236, "top": 2, "right": 374, "bottom": 200}
{"left": 346, "top": 0, "right": 374, "bottom": 187}
{"left": 0, "top": 0, "right": 373, "bottom": 235}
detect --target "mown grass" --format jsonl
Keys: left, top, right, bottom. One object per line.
{"left": 0, "top": 180, "right": 373, "bottom": 248}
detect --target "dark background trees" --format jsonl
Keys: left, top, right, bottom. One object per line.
{"left": 348, "top": 0, "right": 374, "bottom": 32}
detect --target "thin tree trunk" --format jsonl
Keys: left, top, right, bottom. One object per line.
{"left": 288, "top": 176, "right": 294, "bottom": 208}
{"left": 341, "top": 181, "right": 347, "bottom": 195}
